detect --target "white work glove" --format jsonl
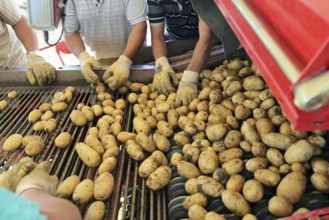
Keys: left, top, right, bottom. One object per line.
{"left": 78, "top": 51, "right": 101, "bottom": 84}
{"left": 103, "top": 55, "right": 132, "bottom": 91}
{"left": 153, "top": 57, "right": 179, "bottom": 96}
{"left": 26, "top": 51, "right": 56, "bottom": 86}
{"left": 15, "top": 161, "right": 59, "bottom": 196}
{"left": 175, "top": 70, "right": 199, "bottom": 107}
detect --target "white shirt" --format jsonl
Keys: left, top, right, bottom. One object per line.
{"left": 0, "top": 0, "right": 26, "bottom": 70}
{"left": 64, "top": 0, "right": 147, "bottom": 60}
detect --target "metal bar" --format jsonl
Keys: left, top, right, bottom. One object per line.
{"left": 231, "top": 0, "right": 301, "bottom": 83}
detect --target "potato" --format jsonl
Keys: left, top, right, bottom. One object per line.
{"left": 3, "top": 134, "right": 23, "bottom": 151}
{"left": 126, "top": 140, "right": 144, "bottom": 161}
{"left": 0, "top": 100, "right": 8, "bottom": 110}
{"left": 52, "top": 102, "right": 68, "bottom": 112}
{"left": 97, "top": 92, "right": 111, "bottom": 101}
{"left": 103, "top": 106, "right": 115, "bottom": 115}
{"left": 268, "top": 196, "right": 293, "bottom": 217}
{"left": 311, "top": 157, "right": 329, "bottom": 175}
{"left": 255, "top": 118, "right": 275, "bottom": 138}
{"left": 135, "top": 133, "right": 156, "bottom": 153}
{"left": 284, "top": 140, "right": 315, "bottom": 164}
{"left": 156, "top": 121, "right": 173, "bottom": 137}
{"left": 209, "top": 89, "right": 223, "bottom": 104}
{"left": 254, "top": 169, "right": 281, "bottom": 187}
{"left": 260, "top": 98, "right": 276, "bottom": 110}
{"left": 279, "top": 164, "right": 292, "bottom": 175}
{"left": 24, "top": 140, "right": 45, "bottom": 156}
{"left": 177, "top": 161, "right": 201, "bottom": 179}
{"left": 224, "top": 130, "right": 242, "bottom": 148}
{"left": 115, "top": 98, "right": 125, "bottom": 110}
{"left": 218, "top": 148, "right": 243, "bottom": 164}
{"left": 151, "top": 150, "right": 168, "bottom": 166}
{"left": 185, "top": 178, "right": 198, "bottom": 195}
{"left": 183, "top": 192, "right": 208, "bottom": 210}
{"left": 44, "top": 118, "right": 57, "bottom": 133}
{"left": 133, "top": 117, "right": 151, "bottom": 135}
{"left": 266, "top": 148, "right": 285, "bottom": 167}
{"left": 128, "top": 93, "right": 138, "bottom": 104}
{"left": 310, "top": 173, "right": 329, "bottom": 193}
{"left": 292, "top": 208, "right": 310, "bottom": 216}
{"left": 240, "top": 141, "right": 251, "bottom": 153}
{"left": 184, "top": 147, "right": 200, "bottom": 164}
{"left": 174, "top": 131, "right": 192, "bottom": 147}
{"left": 245, "top": 157, "right": 269, "bottom": 172}
{"left": 138, "top": 156, "right": 162, "bottom": 178}
{"left": 262, "top": 133, "right": 295, "bottom": 150}
{"left": 170, "top": 152, "right": 183, "bottom": 166}
{"left": 116, "top": 132, "right": 136, "bottom": 143}
{"left": 90, "top": 104, "right": 103, "bottom": 117}
{"left": 102, "top": 146, "right": 119, "bottom": 160}
{"left": 226, "top": 174, "right": 245, "bottom": 192}
{"left": 75, "top": 142, "right": 101, "bottom": 168}
{"left": 57, "top": 175, "right": 80, "bottom": 198}
{"left": 251, "top": 142, "right": 267, "bottom": 157}
{"left": 70, "top": 110, "right": 88, "bottom": 126}
{"left": 222, "top": 190, "right": 250, "bottom": 217}
{"left": 242, "top": 179, "right": 264, "bottom": 203}
{"left": 54, "top": 132, "right": 71, "bottom": 148}
{"left": 129, "top": 82, "right": 144, "bottom": 92}
{"left": 81, "top": 106, "right": 94, "bottom": 122}
{"left": 234, "top": 105, "right": 251, "bottom": 121}
{"left": 7, "top": 90, "right": 17, "bottom": 99}
{"left": 41, "top": 110, "right": 54, "bottom": 121}
{"left": 97, "top": 156, "right": 117, "bottom": 174}
{"left": 85, "top": 201, "right": 105, "bottom": 220}
{"left": 153, "top": 132, "right": 170, "bottom": 152}
{"left": 33, "top": 121, "right": 44, "bottom": 131}
{"left": 22, "top": 135, "right": 43, "bottom": 147}
{"left": 197, "top": 175, "right": 224, "bottom": 197}
{"left": 188, "top": 204, "right": 207, "bottom": 220}
{"left": 94, "top": 172, "right": 114, "bottom": 200}
{"left": 205, "top": 212, "right": 226, "bottom": 220}
{"left": 222, "top": 158, "right": 244, "bottom": 176}
{"left": 212, "top": 168, "right": 229, "bottom": 185}
{"left": 205, "top": 124, "right": 228, "bottom": 142}
{"left": 73, "top": 179, "right": 94, "bottom": 204}
{"left": 146, "top": 166, "right": 171, "bottom": 191}
{"left": 276, "top": 172, "right": 306, "bottom": 204}
{"left": 241, "top": 121, "right": 260, "bottom": 144}
{"left": 84, "top": 135, "right": 104, "bottom": 155}
{"left": 198, "top": 147, "right": 218, "bottom": 174}
{"left": 28, "top": 109, "right": 42, "bottom": 123}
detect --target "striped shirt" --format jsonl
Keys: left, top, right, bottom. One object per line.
{"left": 64, "top": 0, "right": 147, "bottom": 60}
{"left": 0, "top": 0, "right": 26, "bottom": 70}
{"left": 147, "top": 0, "right": 199, "bottom": 40}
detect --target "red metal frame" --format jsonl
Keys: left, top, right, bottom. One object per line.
{"left": 215, "top": 0, "right": 329, "bottom": 130}
{"left": 277, "top": 207, "right": 329, "bottom": 220}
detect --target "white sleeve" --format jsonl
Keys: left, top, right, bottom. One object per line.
{"left": 125, "top": 0, "right": 147, "bottom": 25}
{"left": 63, "top": 0, "right": 80, "bottom": 36}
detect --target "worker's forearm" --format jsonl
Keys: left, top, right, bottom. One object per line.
{"left": 151, "top": 35, "right": 167, "bottom": 60}
{"left": 12, "top": 15, "right": 38, "bottom": 53}
{"left": 64, "top": 32, "right": 86, "bottom": 57}
{"left": 122, "top": 21, "right": 147, "bottom": 60}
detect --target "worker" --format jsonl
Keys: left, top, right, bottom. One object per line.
{"left": 64, "top": 0, "right": 147, "bottom": 90}
{"left": 0, "top": 0, "right": 56, "bottom": 86}
{"left": 148, "top": 0, "right": 241, "bottom": 107}
{"left": 0, "top": 162, "right": 81, "bottom": 220}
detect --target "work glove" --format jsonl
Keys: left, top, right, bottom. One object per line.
{"left": 103, "top": 55, "right": 132, "bottom": 91}
{"left": 78, "top": 51, "right": 101, "bottom": 84}
{"left": 26, "top": 51, "right": 56, "bottom": 86}
{"left": 153, "top": 57, "right": 179, "bottom": 96}
{"left": 175, "top": 70, "right": 199, "bottom": 107}
{"left": 15, "top": 161, "right": 59, "bottom": 196}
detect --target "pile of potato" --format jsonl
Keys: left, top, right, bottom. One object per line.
{"left": 0, "top": 90, "right": 18, "bottom": 111}
{"left": 119, "top": 58, "right": 329, "bottom": 219}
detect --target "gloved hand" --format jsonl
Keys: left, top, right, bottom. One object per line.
{"left": 103, "top": 55, "right": 132, "bottom": 91}
{"left": 175, "top": 70, "right": 199, "bottom": 107}
{"left": 78, "top": 51, "right": 101, "bottom": 84}
{"left": 15, "top": 161, "right": 59, "bottom": 196}
{"left": 153, "top": 57, "right": 179, "bottom": 96}
{"left": 26, "top": 51, "right": 56, "bottom": 86}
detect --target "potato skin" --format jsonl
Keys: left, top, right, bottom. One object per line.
{"left": 55, "top": 132, "right": 71, "bottom": 148}
{"left": 75, "top": 142, "right": 101, "bottom": 168}
{"left": 138, "top": 155, "right": 162, "bottom": 178}
{"left": 276, "top": 172, "right": 306, "bottom": 204}
{"left": 183, "top": 192, "right": 208, "bottom": 210}
{"left": 205, "top": 124, "right": 228, "bottom": 142}
{"left": 284, "top": 140, "right": 315, "bottom": 164}
{"left": 28, "top": 109, "right": 42, "bottom": 123}
{"left": 70, "top": 110, "right": 88, "bottom": 126}
{"left": 84, "top": 135, "right": 104, "bottom": 155}
{"left": 188, "top": 204, "right": 207, "bottom": 220}
{"left": 268, "top": 196, "right": 293, "bottom": 217}
{"left": 198, "top": 147, "right": 218, "bottom": 174}
{"left": 311, "top": 173, "right": 329, "bottom": 193}
{"left": 52, "top": 102, "right": 68, "bottom": 112}
{"left": 22, "top": 135, "right": 43, "bottom": 147}
{"left": 85, "top": 201, "right": 105, "bottom": 220}
{"left": 177, "top": 161, "right": 201, "bottom": 179}
{"left": 197, "top": 175, "right": 224, "bottom": 197}
{"left": 3, "top": 134, "right": 23, "bottom": 151}
{"left": 135, "top": 133, "right": 156, "bottom": 153}
{"left": 94, "top": 172, "right": 114, "bottom": 200}
{"left": 222, "top": 190, "right": 250, "bottom": 217}
{"left": 242, "top": 179, "right": 264, "bottom": 203}
{"left": 262, "top": 133, "right": 295, "bottom": 150}
{"left": 73, "top": 179, "right": 94, "bottom": 204}
{"left": 25, "top": 140, "right": 45, "bottom": 156}
{"left": 146, "top": 166, "right": 172, "bottom": 191}
{"left": 226, "top": 174, "right": 245, "bottom": 192}
{"left": 254, "top": 169, "right": 281, "bottom": 187}
{"left": 57, "top": 175, "right": 81, "bottom": 198}
{"left": 98, "top": 157, "right": 117, "bottom": 174}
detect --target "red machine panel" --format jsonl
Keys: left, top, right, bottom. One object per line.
{"left": 215, "top": 0, "right": 329, "bottom": 130}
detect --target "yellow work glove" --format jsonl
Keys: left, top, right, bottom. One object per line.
{"left": 103, "top": 55, "right": 132, "bottom": 91}
{"left": 15, "top": 161, "right": 59, "bottom": 196}
{"left": 26, "top": 51, "right": 56, "bottom": 86}
{"left": 78, "top": 51, "right": 101, "bottom": 84}
{"left": 153, "top": 57, "right": 179, "bottom": 96}
{"left": 175, "top": 70, "right": 199, "bottom": 107}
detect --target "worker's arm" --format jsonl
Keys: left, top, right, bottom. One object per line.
{"left": 11, "top": 15, "right": 38, "bottom": 53}
{"left": 186, "top": 18, "right": 214, "bottom": 73}
{"left": 64, "top": 31, "right": 86, "bottom": 58}
{"left": 150, "top": 24, "right": 167, "bottom": 60}
{"left": 122, "top": 21, "right": 147, "bottom": 60}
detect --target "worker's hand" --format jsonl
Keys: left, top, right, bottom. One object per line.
{"left": 153, "top": 57, "right": 179, "bottom": 96}
{"left": 103, "top": 55, "right": 132, "bottom": 91}
{"left": 78, "top": 51, "right": 101, "bottom": 85}
{"left": 15, "top": 161, "right": 59, "bottom": 196}
{"left": 26, "top": 52, "right": 56, "bottom": 86}
{"left": 175, "top": 70, "right": 199, "bottom": 107}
